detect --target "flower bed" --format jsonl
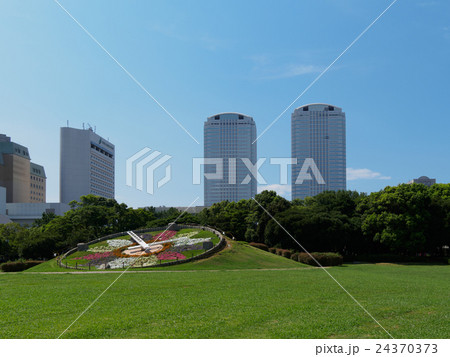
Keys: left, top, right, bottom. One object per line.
{"left": 152, "top": 230, "right": 177, "bottom": 242}
{"left": 174, "top": 231, "right": 199, "bottom": 239}
{"left": 63, "top": 227, "right": 221, "bottom": 270}
{"left": 106, "top": 257, "right": 137, "bottom": 269}
{"left": 157, "top": 252, "right": 186, "bottom": 261}
{"left": 74, "top": 252, "right": 113, "bottom": 260}
{"left": 89, "top": 246, "right": 114, "bottom": 253}
{"left": 173, "top": 237, "right": 211, "bottom": 247}
{"left": 107, "top": 239, "right": 132, "bottom": 248}
{"left": 168, "top": 243, "right": 203, "bottom": 253}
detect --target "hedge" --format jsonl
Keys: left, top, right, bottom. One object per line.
{"left": 1, "top": 260, "right": 44, "bottom": 272}
{"left": 249, "top": 242, "right": 269, "bottom": 251}
{"left": 281, "top": 250, "right": 291, "bottom": 259}
{"left": 290, "top": 252, "right": 299, "bottom": 262}
{"left": 274, "top": 249, "right": 291, "bottom": 258}
{"left": 268, "top": 247, "right": 276, "bottom": 254}
{"left": 298, "top": 252, "right": 343, "bottom": 266}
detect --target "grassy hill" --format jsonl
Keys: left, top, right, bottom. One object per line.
{"left": 152, "top": 240, "right": 308, "bottom": 270}
{"left": 26, "top": 240, "right": 307, "bottom": 272}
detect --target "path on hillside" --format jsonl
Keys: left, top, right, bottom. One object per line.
{"left": 2, "top": 267, "right": 323, "bottom": 275}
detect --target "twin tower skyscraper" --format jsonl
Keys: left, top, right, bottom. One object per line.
{"left": 203, "top": 104, "right": 346, "bottom": 206}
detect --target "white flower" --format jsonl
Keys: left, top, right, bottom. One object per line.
{"left": 107, "top": 239, "right": 132, "bottom": 248}
{"left": 106, "top": 257, "right": 137, "bottom": 269}
{"left": 174, "top": 231, "right": 199, "bottom": 239}
{"left": 89, "top": 246, "right": 114, "bottom": 253}
{"left": 99, "top": 255, "right": 159, "bottom": 269}
{"left": 172, "top": 237, "right": 211, "bottom": 247}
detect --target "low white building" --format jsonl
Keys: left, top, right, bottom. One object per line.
{"left": 5, "top": 202, "right": 71, "bottom": 226}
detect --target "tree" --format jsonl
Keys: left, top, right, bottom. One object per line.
{"left": 358, "top": 184, "right": 433, "bottom": 254}
{"left": 264, "top": 205, "right": 355, "bottom": 252}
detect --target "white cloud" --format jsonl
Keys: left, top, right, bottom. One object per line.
{"left": 278, "top": 64, "right": 322, "bottom": 78}
{"left": 257, "top": 184, "right": 291, "bottom": 196}
{"left": 347, "top": 168, "right": 391, "bottom": 181}
{"left": 258, "top": 63, "right": 322, "bottom": 80}
{"left": 247, "top": 54, "right": 323, "bottom": 80}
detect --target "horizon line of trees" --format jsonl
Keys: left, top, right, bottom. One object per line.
{"left": 0, "top": 183, "right": 449, "bottom": 262}
{"left": 199, "top": 184, "right": 450, "bottom": 257}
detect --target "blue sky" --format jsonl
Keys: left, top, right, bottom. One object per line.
{"left": 0, "top": 0, "right": 449, "bottom": 207}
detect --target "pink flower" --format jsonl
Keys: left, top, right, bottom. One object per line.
{"left": 157, "top": 251, "right": 186, "bottom": 261}
{"left": 152, "top": 230, "right": 177, "bottom": 242}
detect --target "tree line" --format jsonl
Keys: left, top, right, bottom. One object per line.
{"left": 198, "top": 184, "right": 450, "bottom": 257}
{"left": 0, "top": 184, "right": 449, "bottom": 262}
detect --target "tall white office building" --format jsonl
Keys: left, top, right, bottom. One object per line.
{"left": 204, "top": 113, "right": 257, "bottom": 206}
{"left": 60, "top": 127, "right": 115, "bottom": 204}
{"left": 291, "top": 104, "right": 346, "bottom": 200}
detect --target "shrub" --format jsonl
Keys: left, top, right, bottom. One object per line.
{"left": 290, "top": 252, "right": 299, "bottom": 262}
{"left": 274, "top": 249, "right": 291, "bottom": 258}
{"left": 298, "top": 252, "right": 343, "bottom": 267}
{"left": 281, "top": 250, "right": 291, "bottom": 259}
{"left": 249, "top": 242, "right": 269, "bottom": 251}
{"left": 1, "top": 260, "right": 44, "bottom": 272}
{"left": 268, "top": 247, "right": 277, "bottom": 254}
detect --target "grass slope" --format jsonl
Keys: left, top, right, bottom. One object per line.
{"left": 25, "top": 259, "right": 69, "bottom": 272}
{"left": 152, "top": 240, "right": 307, "bottom": 270}
{"left": 0, "top": 264, "right": 448, "bottom": 338}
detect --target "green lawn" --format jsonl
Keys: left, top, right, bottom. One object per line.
{"left": 1, "top": 262, "right": 448, "bottom": 338}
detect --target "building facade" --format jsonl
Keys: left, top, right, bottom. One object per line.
{"left": 0, "top": 134, "right": 46, "bottom": 203}
{"left": 0, "top": 186, "right": 6, "bottom": 215}
{"left": 291, "top": 104, "right": 346, "bottom": 200}
{"left": 204, "top": 113, "right": 257, "bottom": 206}
{"left": 30, "top": 163, "right": 46, "bottom": 203}
{"left": 60, "top": 127, "right": 115, "bottom": 204}
{"left": 408, "top": 176, "right": 436, "bottom": 187}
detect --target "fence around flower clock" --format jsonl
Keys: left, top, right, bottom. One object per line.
{"left": 57, "top": 224, "right": 226, "bottom": 270}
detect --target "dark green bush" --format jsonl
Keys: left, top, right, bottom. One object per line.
{"left": 274, "top": 249, "right": 291, "bottom": 258}
{"left": 298, "top": 252, "right": 343, "bottom": 266}
{"left": 268, "top": 247, "right": 276, "bottom": 254}
{"left": 281, "top": 250, "right": 291, "bottom": 259}
{"left": 249, "top": 242, "right": 269, "bottom": 251}
{"left": 290, "top": 252, "right": 299, "bottom": 262}
{"left": 1, "top": 260, "right": 44, "bottom": 272}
